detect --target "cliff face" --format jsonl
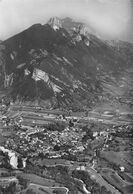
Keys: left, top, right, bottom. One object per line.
{"left": 0, "top": 18, "right": 133, "bottom": 110}
{"left": 48, "top": 17, "right": 62, "bottom": 31}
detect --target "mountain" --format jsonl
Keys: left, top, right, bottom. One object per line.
{"left": 48, "top": 17, "right": 94, "bottom": 37}
{"left": 48, "top": 17, "right": 62, "bottom": 31}
{"left": 0, "top": 17, "right": 133, "bottom": 110}
{"left": 106, "top": 40, "right": 133, "bottom": 65}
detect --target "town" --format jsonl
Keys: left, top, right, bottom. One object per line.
{"left": 0, "top": 102, "right": 133, "bottom": 194}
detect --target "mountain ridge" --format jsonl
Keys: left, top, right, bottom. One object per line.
{"left": 0, "top": 17, "right": 133, "bottom": 110}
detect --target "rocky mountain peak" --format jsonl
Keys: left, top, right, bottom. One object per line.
{"left": 0, "top": 17, "right": 132, "bottom": 110}
{"left": 78, "top": 24, "right": 92, "bottom": 37}
{"left": 47, "top": 17, "right": 62, "bottom": 31}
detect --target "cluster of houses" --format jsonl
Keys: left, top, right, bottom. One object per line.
{"left": 4, "top": 123, "right": 87, "bottom": 160}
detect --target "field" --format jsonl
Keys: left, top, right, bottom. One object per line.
{"left": 100, "top": 151, "right": 133, "bottom": 172}
{"left": 17, "top": 173, "right": 60, "bottom": 187}
{"left": 19, "top": 184, "right": 68, "bottom": 194}
{"left": 36, "top": 158, "right": 72, "bottom": 167}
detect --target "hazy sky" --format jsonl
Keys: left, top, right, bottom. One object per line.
{"left": 0, "top": 0, "right": 132, "bottom": 42}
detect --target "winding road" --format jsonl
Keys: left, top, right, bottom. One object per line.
{"left": 76, "top": 166, "right": 121, "bottom": 194}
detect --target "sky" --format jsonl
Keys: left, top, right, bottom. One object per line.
{"left": 0, "top": 0, "right": 132, "bottom": 42}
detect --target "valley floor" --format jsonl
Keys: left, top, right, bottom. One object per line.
{"left": 0, "top": 104, "right": 133, "bottom": 194}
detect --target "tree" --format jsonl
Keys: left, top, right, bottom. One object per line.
{"left": 53, "top": 189, "right": 63, "bottom": 194}
{"left": 101, "top": 185, "right": 107, "bottom": 194}
{"left": 17, "top": 156, "right": 23, "bottom": 168}
{"left": 26, "top": 189, "right": 36, "bottom": 194}
{"left": 17, "top": 176, "right": 28, "bottom": 189}
{"left": 54, "top": 144, "right": 60, "bottom": 151}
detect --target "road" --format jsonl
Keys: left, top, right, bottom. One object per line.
{"left": 39, "top": 163, "right": 121, "bottom": 194}
{"left": 73, "top": 177, "right": 91, "bottom": 194}
{"left": 101, "top": 168, "right": 132, "bottom": 186}
{"left": 0, "top": 176, "right": 18, "bottom": 182}
{"left": 16, "top": 183, "right": 69, "bottom": 194}
{"left": 76, "top": 166, "right": 121, "bottom": 194}
{"left": 29, "top": 183, "right": 69, "bottom": 194}
{"left": 5, "top": 105, "right": 133, "bottom": 127}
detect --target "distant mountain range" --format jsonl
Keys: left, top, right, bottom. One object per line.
{"left": 0, "top": 17, "right": 133, "bottom": 110}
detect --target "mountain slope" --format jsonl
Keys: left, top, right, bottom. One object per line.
{"left": 0, "top": 18, "right": 132, "bottom": 110}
